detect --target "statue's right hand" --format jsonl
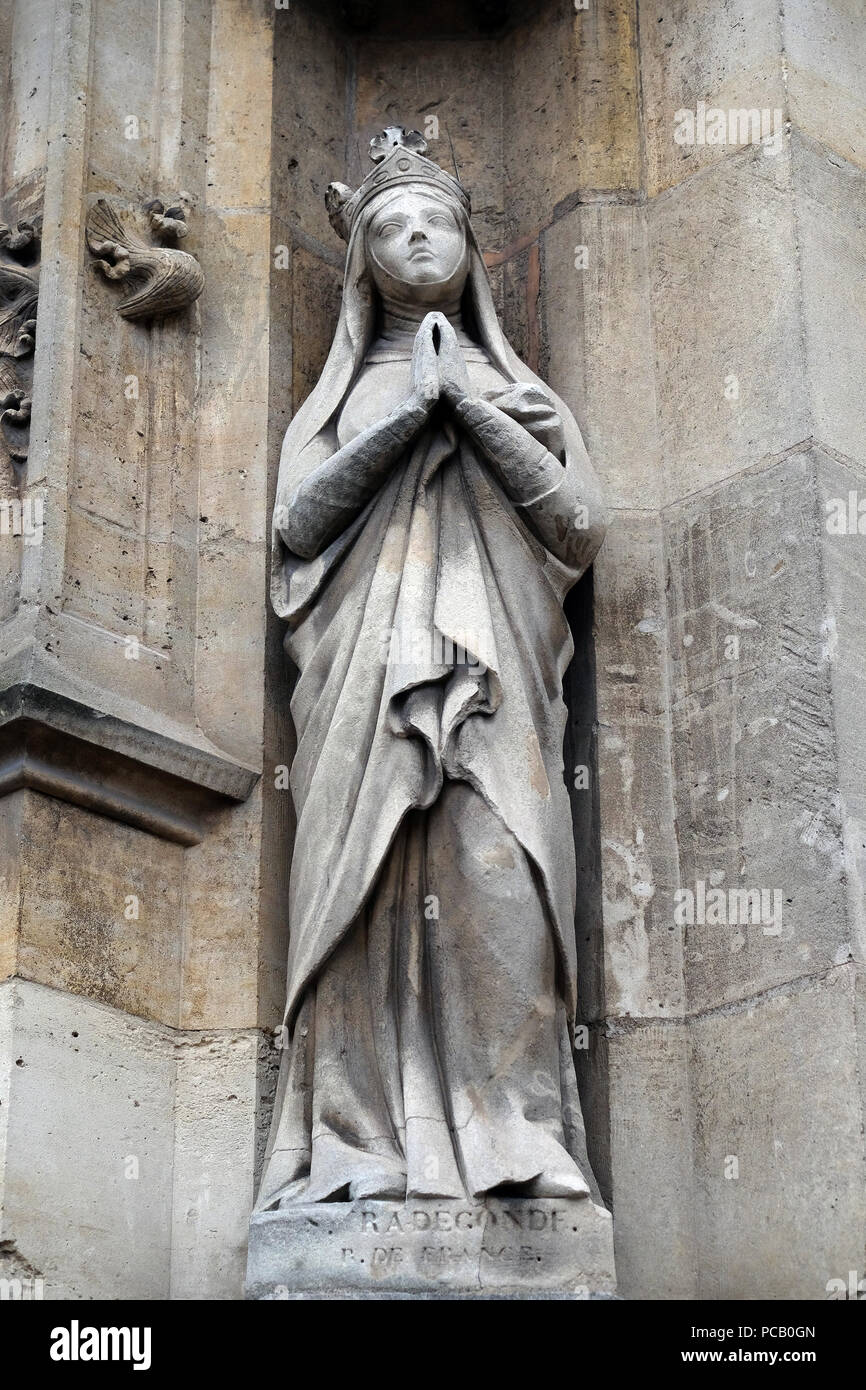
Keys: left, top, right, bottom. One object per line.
{"left": 410, "top": 313, "right": 442, "bottom": 413}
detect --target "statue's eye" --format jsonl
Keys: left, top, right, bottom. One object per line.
{"left": 375, "top": 221, "right": 401, "bottom": 238}
{"left": 428, "top": 214, "right": 451, "bottom": 227}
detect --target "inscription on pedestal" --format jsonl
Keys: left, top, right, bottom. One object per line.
{"left": 246, "top": 1199, "right": 616, "bottom": 1300}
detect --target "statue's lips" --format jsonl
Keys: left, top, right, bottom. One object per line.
{"left": 408, "top": 247, "right": 436, "bottom": 261}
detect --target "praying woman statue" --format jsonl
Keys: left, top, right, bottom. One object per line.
{"left": 258, "top": 127, "right": 607, "bottom": 1208}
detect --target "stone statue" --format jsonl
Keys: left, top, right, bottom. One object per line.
{"left": 259, "top": 127, "right": 606, "bottom": 1214}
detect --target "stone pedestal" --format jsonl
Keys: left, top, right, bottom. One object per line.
{"left": 245, "top": 1198, "right": 616, "bottom": 1300}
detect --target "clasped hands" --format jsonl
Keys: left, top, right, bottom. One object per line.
{"left": 409, "top": 311, "right": 566, "bottom": 459}
{"left": 409, "top": 311, "right": 472, "bottom": 414}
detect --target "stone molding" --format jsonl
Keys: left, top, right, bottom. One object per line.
{"left": 0, "top": 683, "right": 258, "bottom": 845}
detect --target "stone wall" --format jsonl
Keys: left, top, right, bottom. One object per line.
{"left": 0, "top": 0, "right": 276, "bottom": 1300}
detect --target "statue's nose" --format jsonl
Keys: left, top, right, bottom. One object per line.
{"left": 408, "top": 225, "right": 428, "bottom": 243}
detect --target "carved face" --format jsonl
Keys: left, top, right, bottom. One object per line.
{"left": 366, "top": 188, "right": 469, "bottom": 305}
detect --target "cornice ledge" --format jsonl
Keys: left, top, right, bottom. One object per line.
{"left": 0, "top": 683, "right": 260, "bottom": 845}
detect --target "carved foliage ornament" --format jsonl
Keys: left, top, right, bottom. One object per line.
{"left": 0, "top": 218, "right": 39, "bottom": 465}
{"left": 86, "top": 195, "right": 204, "bottom": 322}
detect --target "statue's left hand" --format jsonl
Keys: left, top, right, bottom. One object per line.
{"left": 481, "top": 383, "right": 566, "bottom": 460}
{"left": 434, "top": 314, "right": 472, "bottom": 409}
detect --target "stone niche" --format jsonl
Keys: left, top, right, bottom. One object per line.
{"left": 264, "top": 0, "right": 627, "bottom": 1299}
{"left": 268, "top": 0, "right": 632, "bottom": 1222}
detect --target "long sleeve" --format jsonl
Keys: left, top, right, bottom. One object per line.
{"left": 452, "top": 394, "right": 606, "bottom": 571}
{"left": 277, "top": 397, "right": 431, "bottom": 560}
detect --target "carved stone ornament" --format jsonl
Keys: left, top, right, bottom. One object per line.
{"left": 249, "top": 127, "right": 614, "bottom": 1298}
{"left": 86, "top": 195, "right": 204, "bottom": 322}
{"left": 0, "top": 217, "right": 40, "bottom": 465}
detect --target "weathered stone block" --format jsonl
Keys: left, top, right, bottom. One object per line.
{"left": 0, "top": 0, "right": 55, "bottom": 190}
{"left": 181, "top": 792, "right": 263, "bottom": 1031}
{"left": 503, "top": 0, "right": 640, "bottom": 238}
{"left": 9, "top": 791, "right": 184, "bottom": 1027}
{"left": 0, "top": 978, "right": 176, "bottom": 1299}
{"left": 204, "top": 0, "right": 273, "bottom": 210}
{"left": 665, "top": 453, "right": 850, "bottom": 1011}
{"left": 170, "top": 1030, "right": 259, "bottom": 1300}
{"left": 689, "top": 965, "right": 866, "bottom": 1299}
{"left": 88, "top": 0, "right": 161, "bottom": 193}
{"left": 816, "top": 448, "right": 866, "bottom": 961}
{"left": 246, "top": 1197, "right": 616, "bottom": 1300}
{"left": 794, "top": 134, "right": 866, "bottom": 469}
{"left": 594, "top": 514, "right": 670, "bottom": 729}
{"left": 290, "top": 246, "right": 343, "bottom": 412}
{"left": 593, "top": 515, "right": 683, "bottom": 1020}
{"left": 500, "top": 245, "right": 533, "bottom": 371}
{"left": 606, "top": 1019, "right": 697, "bottom": 1299}
{"left": 649, "top": 148, "right": 808, "bottom": 505}
{"left": 267, "top": 213, "right": 295, "bottom": 462}
{"left": 785, "top": 0, "right": 866, "bottom": 172}
{"left": 272, "top": 3, "right": 348, "bottom": 247}
{"left": 639, "top": 0, "right": 785, "bottom": 197}
{"left": 543, "top": 204, "right": 660, "bottom": 512}
{"left": 0, "top": 977, "right": 262, "bottom": 1300}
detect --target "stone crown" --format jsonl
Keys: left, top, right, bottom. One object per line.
{"left": 325, "top": 126, "right": 471, "bottom": 242}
